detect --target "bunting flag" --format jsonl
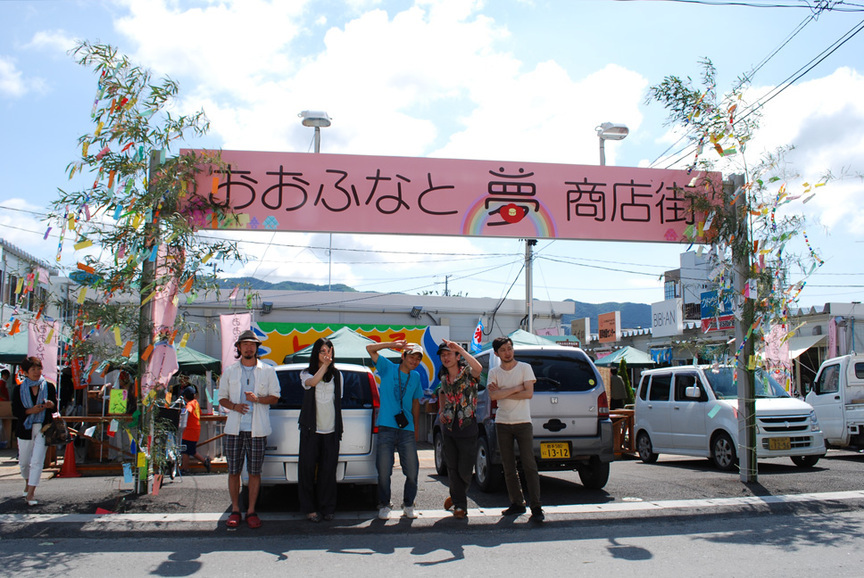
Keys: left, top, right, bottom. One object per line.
{"left": 470, "top": 318, "right": 484, "bottom": 354}
{"left": 220, "top": 313, "right": 252, "bottom": 371}
{"left": 27, "top": 318, "right": 60, "bottom": 384}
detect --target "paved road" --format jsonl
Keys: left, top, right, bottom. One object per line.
{"left": 3, "top": 446, "right": 864, "bottom": 528}
{"left": 4, "top": 447, "right": 864, "bottom": 575}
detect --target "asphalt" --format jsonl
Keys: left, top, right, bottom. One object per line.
{"left": 4, "top": 446, "right": 864, "bottom": 537}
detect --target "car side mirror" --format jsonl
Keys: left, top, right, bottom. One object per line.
{"left": 685, "top": 386, "right": 701, "bottom": 399}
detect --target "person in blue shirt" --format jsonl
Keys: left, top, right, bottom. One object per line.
{"left": 365, "top": 340, "right": 424, "bottom": 520}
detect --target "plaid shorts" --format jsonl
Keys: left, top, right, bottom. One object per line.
{"left": 224, "top": 431, "right": 266, "bottom": 476}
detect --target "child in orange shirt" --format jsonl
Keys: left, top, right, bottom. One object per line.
{"left": 181, "top": 386, "right": 211, "bottom": 474}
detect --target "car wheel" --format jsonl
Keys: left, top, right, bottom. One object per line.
{"left": 578, "top": 457, "right": 610, "bottom": 490}
{"left": 474, "top": 436, "right": 503, "bottom": 493}
{"left": 711, "top": 432, "right": 738, "bottom": 471}
{"left": 433, "top": 430, "right": 448, "bottom": 476}
{"left": 791, "top": 455, "right": 820, "bottom": 468}
{"left": 636, "top": 431, "right": 659, "bottom": 464}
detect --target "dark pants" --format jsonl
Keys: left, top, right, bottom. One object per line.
{"left": 298, "top": 430, "right": 339, "bottom": 516}
{"left": 443, "top": 434, "right": 476, "bottom": 510}
{"left": 496, "top": 422, "right": 541, "bottom": 509}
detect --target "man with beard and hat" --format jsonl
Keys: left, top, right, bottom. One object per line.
{"left": 218, "top": 329, "right": 280, "bottom": 529}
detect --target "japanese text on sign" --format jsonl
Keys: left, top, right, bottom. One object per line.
{"left": 183, "top": 150, "right": 720, "bottom": 242}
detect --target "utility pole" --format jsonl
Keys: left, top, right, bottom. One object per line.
{"left": 731, "top": 173, "right": 757, "bottom": 483}
{"left": 524, "top": 239, "right": 537, "bottom": 333}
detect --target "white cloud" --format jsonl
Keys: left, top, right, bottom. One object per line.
{"left": 0, "top": 56, "right": 36, "bottom": 98}
{"left": 749, "top": 67, "right": 864, "bottom": 238}
{"left": 26, "top": 30, "right": 78, "bottom": 54}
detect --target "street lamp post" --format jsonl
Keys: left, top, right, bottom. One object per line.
{"left": 596, "top": 122, "right": 629, "bottom": 166}
{"left": 299, "top": 110, "right": 331, "bottom": 153}
{"left": 299, "top": 110, "right": 333, "bottom": 289}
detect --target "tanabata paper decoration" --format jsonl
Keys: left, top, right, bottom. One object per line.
{"left": 122, "top": 462, "right": 134, "bottom": 483}
{"left": 109, "top": 389, "right": 128, "bottom": 414}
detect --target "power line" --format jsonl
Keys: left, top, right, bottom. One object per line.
{"left": 659, "top": 16, "right": 864, "bottom": 169}
{"left": 612, "top": 0, "right": 864, "bottom": 10}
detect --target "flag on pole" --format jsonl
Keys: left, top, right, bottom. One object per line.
{"left": 470, "top": 318, "right": 484, "bottom": 354}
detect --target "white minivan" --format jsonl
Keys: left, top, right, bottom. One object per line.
{"left": 257, "top": 362, "right": 380, "bottom": 487}
{"left": 635, "top": 365, "right": 825, "bottom": 470}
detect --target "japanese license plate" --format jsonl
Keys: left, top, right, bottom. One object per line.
{"left": 769, "top": 437, "right": 791, "bottom": 451}
{"left": 540, "top": 442, "right": 571, "bottom": 459}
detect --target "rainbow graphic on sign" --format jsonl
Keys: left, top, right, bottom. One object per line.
{"left": 460, "top": 195, "right": 558, "bottom": 238}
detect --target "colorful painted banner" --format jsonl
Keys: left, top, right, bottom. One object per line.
{"left": 182, "top": 150, "right": 719, "bottom": 242}
{"left": 255, "top": 322, "right": 449, "bottom": 394}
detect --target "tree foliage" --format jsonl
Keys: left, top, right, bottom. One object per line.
{"left": 50, "top": 41, "right": 242, "bottom": 367}
{"left": 647, "top": 59, "right": 826, "bottom": 370}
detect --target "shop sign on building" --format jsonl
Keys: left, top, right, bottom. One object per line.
{"left": 652, "top": 298, "right": 683, "bottom": 338}
{"left": 700, "top": 290, "right": 734, "bottom": 332}
{"left": 598, "top": 311, "right": 621, "bottom": 344}
{"left": 570, "top": 318, "right": 590, "bottom": 344}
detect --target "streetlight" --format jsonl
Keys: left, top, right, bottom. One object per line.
{"left": 299, "top": 110, "right": 331, "bottom": 153}
{"left": 596, "top": 122, "right": 629, "bottom": 166}
{"left": 299, "top": 110, "right": 333, "bottom": 290}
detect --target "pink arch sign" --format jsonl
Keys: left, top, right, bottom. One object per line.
{"left": 183, "top": 149, "right": 720, "bottom": 243}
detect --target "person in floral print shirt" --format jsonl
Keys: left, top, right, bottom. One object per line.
{"left": 436, "top": 339, "right": 481, "bottom": 519}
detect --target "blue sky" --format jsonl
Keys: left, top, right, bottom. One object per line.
{"left": 1, "top": 0, "right": 863, "bottom": 311}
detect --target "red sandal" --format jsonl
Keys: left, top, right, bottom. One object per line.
{"left": 246, "top": 512, "right": 262, "bottom": 529}
{"left": 226, "top": 512, "right": 241, "bottom": 528}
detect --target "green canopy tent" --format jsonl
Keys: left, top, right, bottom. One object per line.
{"left": 593, "top": 346, "right": 656, "bottom": 368}
{"left": 0, "top": 331, "right": 28, "bottom": 364}
{"left": 119, "top": 345, "right": 221, "bottom": 375}
{"left": 479, "top": 329, "right": 557, "bottom": 352}
{"left": 287, "top": 326, "right": 402, "bottom": 367}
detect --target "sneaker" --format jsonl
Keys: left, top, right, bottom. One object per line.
{"left": 453, "top": 508, "right": 467, "bottom": 519}
{"left": 443, "top": 496, "right": 453, "bottom": 511}
{"left": 403, "top": 505, "right": 417, "bottom": 519}
{"left": 502, "top": 503, "right": 527, "bottom": 516}
{"left": 378, "top": 506, "right": 391, "bottom": 520}
{"left": 204, "top": 457, "right": 212, "bottom": 474}
{"left": 530, "top": 506, "right": 545, "bottom": 523}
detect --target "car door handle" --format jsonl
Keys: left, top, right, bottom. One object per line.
{"left": 834, "top": 395, "right": 840, "bottom": 400}
{"left": 673, "top": 406, "right": 681, "bottom": 410}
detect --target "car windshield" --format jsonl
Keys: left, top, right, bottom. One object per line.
{"left": 274, "top": 368, "right": 375, "bottom": 410}
{"left": 514, "top": 350, "right": 599, "bottom": 392}
{"left": 704, "top": 367, "right": 790, "bottom": 399}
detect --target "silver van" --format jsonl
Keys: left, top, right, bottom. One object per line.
{"left": 433, "top": 344, "right": 615, "bottom": 491}
{"left": 635, "top": 365, "right": 825, "bottom": 470}
{"left": 258, "top": 362, "right": 380, "bottom": 487}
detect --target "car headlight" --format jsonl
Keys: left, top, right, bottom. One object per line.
{"left": 810, "top": 410, "right": 820, "bottom": 432}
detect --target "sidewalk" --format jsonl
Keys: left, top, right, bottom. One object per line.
{"left": 0, "top": 448, "right": 56, "bottom": 482}
{"left": 0, "top": 445, "right": 437, "bottom": 479}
